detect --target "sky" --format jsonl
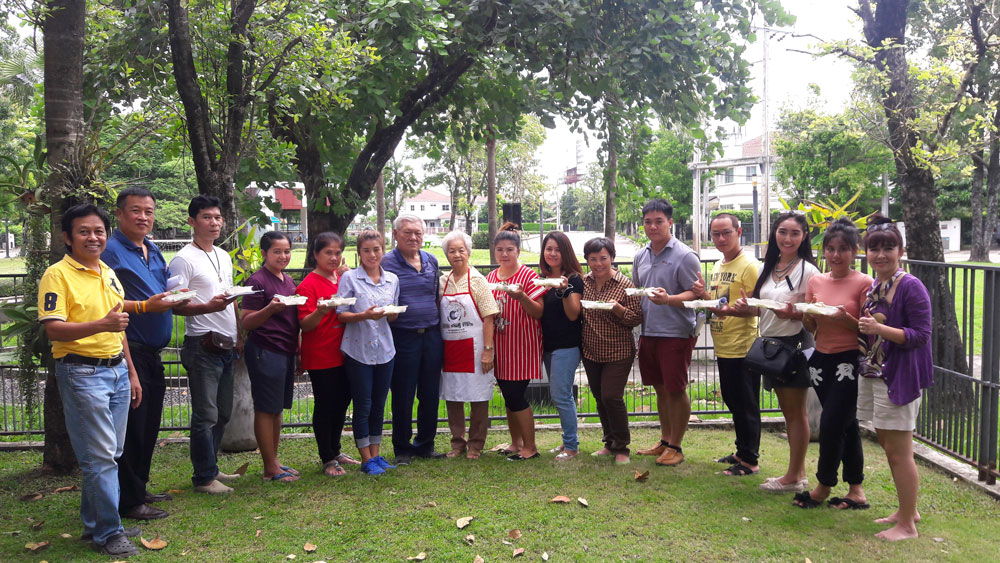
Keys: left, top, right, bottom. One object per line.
{"left": 534, "top": 0, "right": 863, "bottom": 187}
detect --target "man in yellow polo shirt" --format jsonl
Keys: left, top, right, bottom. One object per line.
{"left": 38, "top": 203, "right": 143, "bottom": 558}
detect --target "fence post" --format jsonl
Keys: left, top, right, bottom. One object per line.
{"left": 979, "top": 269, "right": 1000, "bottom": 485}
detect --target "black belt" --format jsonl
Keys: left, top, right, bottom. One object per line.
{"left": 60, "top": 354, "right": 124, "bottom": 367}
{"left": 395, "top": 326, "right": 432, "bottom": 334}
{"left": 127, "top": 341, "right": 162, "bottom": 356}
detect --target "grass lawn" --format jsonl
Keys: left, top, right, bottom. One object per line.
{"left": 1, "top": 427, "right": 997, "bottom": 561}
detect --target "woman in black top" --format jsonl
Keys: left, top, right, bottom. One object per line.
{"left": 539, "top": 231, "right": 584, "bottom": 459}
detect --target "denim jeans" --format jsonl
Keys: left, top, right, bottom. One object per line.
{"left": 345, "top": 355, "right": 394, "bottom": 449}
{"left": 55, "top": 360, "right": 130, "bottom": 545}
{"left": 181, "top": 337, "right": 234, "bottom": 486}
{"left": 543, "top": 347, "right": 580, "bottom": 451}
{"left": 390, "top": 328, "right": 443, "bottom": 455}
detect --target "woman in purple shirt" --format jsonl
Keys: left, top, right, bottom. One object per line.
{"left": 242, "top": 231, "right": 301, "bottom": 482}
{"left": 857, "top": 215, "right": 932, "bottom": 541}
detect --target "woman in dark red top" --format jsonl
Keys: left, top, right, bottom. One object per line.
{"left": 296, "top": 232, "right": 358, "bottom": 476}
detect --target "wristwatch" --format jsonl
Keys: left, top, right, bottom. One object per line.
{"left": 484, "top": 345, "right": 494, "bottom": 351}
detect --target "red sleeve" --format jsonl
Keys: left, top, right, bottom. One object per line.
{"left": 296, "top": 276, "right": 317, "bottom": 320}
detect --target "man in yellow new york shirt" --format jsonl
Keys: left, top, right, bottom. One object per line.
{"left": 694, "top": 213, "right": 762, "bottom": 477}
{"left": 37, "top": 203, "right": 143, "bottom": 558}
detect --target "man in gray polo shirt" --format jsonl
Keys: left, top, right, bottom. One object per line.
{"left": 632, "top": 199, "right": 701, "bottom": 467}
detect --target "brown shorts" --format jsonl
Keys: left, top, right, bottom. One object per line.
{"left": 638, "top": 336, "right": 696, "bottom": 392}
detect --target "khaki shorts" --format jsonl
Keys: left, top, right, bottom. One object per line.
{"left": 857, "top": 376, "right": 920, "bottom": 431}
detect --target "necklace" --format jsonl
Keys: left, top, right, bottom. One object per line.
{"left": 774, "top": 257, "right": 799, "bottom": 275}
{"left": 194, "top": 241, "right": 222, "bottom": 283}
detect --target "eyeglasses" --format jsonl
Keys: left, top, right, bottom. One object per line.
{"left": 710, "top": 229, "right": 736, "bottom": 238}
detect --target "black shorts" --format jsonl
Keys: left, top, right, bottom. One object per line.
{"left": 496, "top": 379, "right": 530, "bottom": 412}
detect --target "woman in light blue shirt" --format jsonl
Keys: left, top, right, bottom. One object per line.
{"left": 337, "top": 230, "right": 400, "bottom": 475}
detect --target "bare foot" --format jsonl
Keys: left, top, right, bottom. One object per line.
{"left": 875, "top": 510, "right": 922, "bottom": 524}
{"left": 591, "top": 448, "right": 612, "bottom": 456}
{"left": 875, "top": 523, "right": 919, "bottom": 541}
{"left": 614, "top": 453, "right": 630, "bottom": 464}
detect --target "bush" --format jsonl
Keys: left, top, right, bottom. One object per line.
{"left": 521, "top": 223, "right": 557, "bottom": 231}
{"left": 472, "top": 230, "right": 490, "bottom": 249}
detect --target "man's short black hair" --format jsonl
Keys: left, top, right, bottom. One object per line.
{"left": 116, "top": 186, "right": 156, "bottom": 209}
{"left": 641, "top": 198, "right": 673, "bottom": 219}
{"left": 188, "top": 195, "right": 222, "bottom": 218}
{"left": 61, "top": 203, "right": 111, "bottom": 251}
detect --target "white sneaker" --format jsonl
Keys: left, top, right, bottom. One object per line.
{"left": 758, "top": 478, "right": 808, "bottom": 493}
{"left": 194, "top": 480, "right": 233, "bottom": 494}
{"left": 216, "top": 471, "right": 241, "bottom": 482}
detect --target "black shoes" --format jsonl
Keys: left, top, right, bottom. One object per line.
{"left": 143, "top": 490, "right": 173, "bottom": 503}
{"left": 122, "top": 503, "right": 169, "bottom": 520}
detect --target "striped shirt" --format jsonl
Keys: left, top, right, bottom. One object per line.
{"left": 487, "top": 264, "right": 546, "bottom": 381}
{"left": 581, "top": 270, "right": 643, "bottom": 362}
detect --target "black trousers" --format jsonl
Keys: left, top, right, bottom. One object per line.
{"left": 717, "top": 357, "right": 761, "bottom": 465}
{"left": 810, "top": 350, "right": 864, "bottom": 487}
{"left": 308, "top": 366, "right": 352, "bottom": 464}
{"left": 118, "top": 342, "right": 166, "bottom": 513}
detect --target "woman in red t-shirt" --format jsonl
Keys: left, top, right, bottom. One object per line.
{"left": 296, "top": 232, "right": 358, "bottom": 476}
{"left": 487, "top": 222, "right": 547, "bottom": 461}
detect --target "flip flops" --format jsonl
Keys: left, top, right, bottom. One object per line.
{"left": 715, "top": 454, "right": 739, "bottom": 464}
{"left": 792, "top": 491, "right": 822, "bottom": 508}
{"left": 828, "top": 497, "right": 871, "bottom": 510}
{"left": 722, "top": 462, "right": 758, "bottom": 476}
{"left": 264, "top": 471, "right": 298, "bottom": 483}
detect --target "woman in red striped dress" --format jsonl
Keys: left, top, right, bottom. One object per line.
{"left": 487, "top": 222, "right": 547, "bottom": 461}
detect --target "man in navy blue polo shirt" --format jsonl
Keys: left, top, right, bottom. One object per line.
{"left": 103, "top": 187, "right": 188, "bottom": 521}
{"left": 382, "top": 214, "right": 445, "bottom": 464}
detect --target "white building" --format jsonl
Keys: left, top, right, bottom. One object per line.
{"left": 399, "top": 189, "right": 488, "bottom": 234}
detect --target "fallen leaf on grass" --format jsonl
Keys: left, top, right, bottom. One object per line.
{"left": 4, "top": 530, "right": 21, "bottom": 536}
{"left": 253, "top": 516, "right": 264, "bottom": 520}
{"left": 141, "top": 536, "right": 168, "bottom": 550}
{"left": 464, "top": 534, "right": 475, "bottom": 545}
{"left": 542, "top": 552, "right": 549, "bottom": 561}
{"left": 255, "top": 530, "right": 261, "bottom": 538}
{"left": 166, "top": 489, "right": 184, "bottom": 494}
{"left": 473, "top": 556, "right": 484, "bottom": 563}
{"left": 426, "top": 501, "right": 437, "bottom": 508}
{"left": 24, "top": 541, "right": 49, "bottom": 552}
{"left": 19, "top": 492, "right": 42, "bottom": 502}
{"left": 53, "top": 485, "right": 78, "bottom": 493}
{"left": 286, "top": 555, "right": 296, "bottom": 560}
{"left": 508, "top": 529, "right": 521, "bottom": 540}
{"left": 158, "top": 440, "right": 167, "bottom": 448}
{"left": 407, "top": 552, "right": 427, "bottom": 561}
{"left": 804, "top": 559, "right": 812, "bottom": 563}
{"left": 741, "top": 517, "right": 751, "bottom": 522}
{"left": 304, "top": 542, "right": 317, "bottom": 553}
{"left": 502, "top": 539, "right": 512, "bottom": 546}
{"left": 30, "top": 520, "right": 44, "bottom": 530}
{"left": 933, "top": 538, "right": 945, "bottom": 543}
{"left": 633, "top": 470, "right": 649, "bottom": 482}
{"left": 549, "top": 496, "right": 571, "bottom": 503}
{"left": 512, "top": 548, "right": 524, "bottom": 557}
{"left": 60, "top": 533, "right": 72, "bottom": 539}
{"left": 456, "top": 516, "right": 474, "bottom": 529}
{"left": 234, "top": 462, "right": 250, "bottom": 476}
{"left": 577, "top": 497, "right": 589, "bottom": 507}
{"left": 490, "top": 443, "right": 511, "bottom": 452}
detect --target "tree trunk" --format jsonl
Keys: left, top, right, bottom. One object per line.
{"left": 604, "top": 114, "right": 619, "bottom": 239}
{"left": 42, "top": 0, "right": 87, "bottom": 474}
{"left": 983, "top": 115, "right": 1000, "bottom": 259}
{"left": 449, "top": 184, "right": 458, "bottom": 232}
{"left": 970, "top": 150, "right": 988, "bottom": 262}
{"left": 376, "top": 173, "right": 386, "bottom": 236}
{"left": 487, "top": 132, "right": 497, "bottom": 263}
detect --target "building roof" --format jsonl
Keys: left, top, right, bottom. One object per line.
{"left": 405, "top": 189, "right": 451, "bottom": 203}
{"left": 741, "top": 135, "right": 775, "bottom": 158}
{"left": 273, "top": 187, "right": 303, "bottom": 210}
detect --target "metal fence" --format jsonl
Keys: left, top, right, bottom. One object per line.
{"left": 3, "top": 258, "right": 998, "bottom": 486}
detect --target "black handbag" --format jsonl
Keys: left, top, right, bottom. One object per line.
{"left": 743, "top": 336, "right": 803, "bottom": 385}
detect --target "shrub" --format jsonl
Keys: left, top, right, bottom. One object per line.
{"left": 472, "top": 230, "right": 490, "bottom": 249}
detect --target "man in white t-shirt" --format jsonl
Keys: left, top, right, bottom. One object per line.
{"left": 170, "top": 195, "right": 242, "bottom": 494}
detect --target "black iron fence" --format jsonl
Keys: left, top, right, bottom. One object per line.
{"left": 2, "top": 259, "right": 998, "bottom": 486}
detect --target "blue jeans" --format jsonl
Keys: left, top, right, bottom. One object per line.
{"left": 390, "top": 328, "right": 443, "bottom": 455}
{"left": 544, "top": 347, "right": 581, "bottom": 451}
{"left": 345, "top": 355, "right": 394, "bottom": 449}
{"left": 55, "top": 360, "right": 130, "bottom": 545}
{"left": 181, "top": 337, "right": 234, "bottom": 486}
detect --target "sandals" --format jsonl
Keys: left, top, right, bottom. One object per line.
{"left": 280, "top": 465, "right": 300, "bottom": 476}
{"left": 322, "top": 460, "right": 345, "bottom": 477}
{"left": 336, "top": 453, "right": 361, "bottom": 465}
{"left": 549, "top": 445, "right": 565, "bottom": 454}
{"left": 264, "top": 471, "right": 298, "bottom": 482}
{"left": 828, "top": 497, "right": 870, "bottom": 510}
{"left": 722, "top": 462, "right": 758, "bottom": 476}
{"left": 555, "top": 451, "right": 578, "bottom": 461}
{"left": 506, "top": 452, "right": 540, "bottom": 461}
{"left": 715, "top": 454, "right": 739, "bottom": 464}
{"left": 792, "top": 491, "right": 822, "bottom": 508}
{"left": 497, "top": 448, "right": 517, "bottom": 456}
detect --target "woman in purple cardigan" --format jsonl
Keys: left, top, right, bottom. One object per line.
{"left": 857, "top": 215, "right": 933, "bottom": 542}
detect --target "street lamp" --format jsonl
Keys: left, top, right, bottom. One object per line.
{"left": 751, "top": 174, "right": 760, "bottom": 259}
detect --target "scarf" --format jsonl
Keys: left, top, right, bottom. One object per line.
{"left": 858, "top": 269, "right": 905, "bottom": 378}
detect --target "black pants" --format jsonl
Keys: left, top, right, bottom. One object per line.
{"left": 582, "top": 356, "right": 633, "bottom": 455}
{"left": 118, "top": 342, "right": 166, "bottom": 513}
{"left": 810, "top": 350, "right": 864, "bottom": 487}
{"left": 717, "top": 357, "right": 761, "bottom": 465}
{"left": 390, "top": 328, "right": 443, "bottom": 456}
{"left": 308, "top": 366, "right": 352, "bottom": 464}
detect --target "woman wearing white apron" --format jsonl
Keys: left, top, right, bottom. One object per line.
{"left": 440, "top": 231, "right": 500, "bottom": 459}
